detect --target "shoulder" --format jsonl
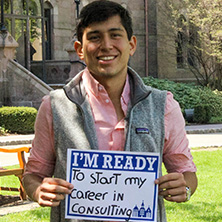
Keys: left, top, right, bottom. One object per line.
{"left": 39, "top": 95, "right": 51, "bottom": 114}
{"left": 144, "top": 85, "right": 168, "bottom": 106}
{"left": 165, "top": 91, "right": 181, "bottom": 115}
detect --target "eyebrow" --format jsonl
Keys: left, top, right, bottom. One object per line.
{"left": 86, "top": 28, "right": 125, "bottom": 36}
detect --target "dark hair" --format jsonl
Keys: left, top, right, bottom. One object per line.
{"left": 76, "top": 0, "right": 133, "bottom": 42}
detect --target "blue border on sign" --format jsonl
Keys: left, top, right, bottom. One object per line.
{"left": 66, "top": 150, "right": 159, "bottom": 221}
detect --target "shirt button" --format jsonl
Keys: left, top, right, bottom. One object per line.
{"left": 98, "top": 86, "right": 103, "bottom": 91}
{"left": 105, "top": 99, "right": 109, "bottom": 103}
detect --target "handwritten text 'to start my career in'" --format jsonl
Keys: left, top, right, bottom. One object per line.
{"left": 71, "top": 152, "right": 158, "bottom": 172}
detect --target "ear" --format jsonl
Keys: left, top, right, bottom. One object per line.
{"left": 129, "top": 35, "right": 137, "bottom": 56}
{"left": 74, "top": 41, "right": 84, "bottom": 60}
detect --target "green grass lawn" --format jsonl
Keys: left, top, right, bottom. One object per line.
{"left": 164, "top": 149, "right": 222, "bottom": 222}
{"left": 0, "top": 165, "right": 21, "bottom": 196}
{"left": 0, "top": 207, "right": 50, "bottom": 222}
{"left": 0, "top": 149, "right": 222, "bottom": 222}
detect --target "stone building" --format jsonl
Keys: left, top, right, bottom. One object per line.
{"left": 0, "top": 0, "right": 195, "bottom": 108}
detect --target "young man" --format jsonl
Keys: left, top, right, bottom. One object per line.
{"left": 23, "top": 1, "right": 197, "bottom": 222}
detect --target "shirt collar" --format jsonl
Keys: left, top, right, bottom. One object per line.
{"left": 121, "top": 75, "right": 130, "bottom": 116}
{"left": 82, "top": 68, "right": 130, "bottom": 107}
{"left": 82, "top": 68, "right": 101, "bottom": 97}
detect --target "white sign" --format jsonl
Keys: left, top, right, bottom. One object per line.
{"left": 65, "top": 149, "right": 160, "bottom": 221}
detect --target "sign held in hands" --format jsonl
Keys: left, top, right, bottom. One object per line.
{"left": 66, "top": 149, "right": 159, "bottom": 221}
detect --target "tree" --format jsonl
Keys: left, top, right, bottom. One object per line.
{"left": 162, "top": 0, "right": 222, "bottom": 89}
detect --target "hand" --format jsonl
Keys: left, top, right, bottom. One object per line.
{"left": 34, "top": 178, "right": 74, "bottom": 207}
{"left": 155, "top": 173, "right": 187, "bottom": 203}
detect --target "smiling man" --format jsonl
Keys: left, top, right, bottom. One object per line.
{"left": 23, "top": 1, "right": 197, "bottom": 222}
{"left": 74, "top": 14, "right": 137, "bottom": 123}
{"left": 75, "top": 15, "right": 136, "bottom": 81}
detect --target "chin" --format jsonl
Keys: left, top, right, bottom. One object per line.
{"left": 97, "top": 69, "right": 116, "bottom": 77}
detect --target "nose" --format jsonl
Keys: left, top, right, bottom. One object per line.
{"left": 100, "top": 35, "right": 113, "bottom": 51}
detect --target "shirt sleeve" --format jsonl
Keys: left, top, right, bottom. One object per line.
{"left": 163, "top": 92, "right": 197, "bottom": 173}
{"left": 24, "top": 95, "right": 56, "bottom": 178}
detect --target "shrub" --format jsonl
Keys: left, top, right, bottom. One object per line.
{"left": 0, "top": 126, "right": 8, "bottom": 136}
{"left": 198, "top": 88, "right": 222, "bottom": 118}
{"left": 193, "top": 104, "right": 212, "bottom": 123}
{"left": 142, "top": 76, "right": 222, "bottom": 122}
{"left": 143, "top": 77, "right": 201, "bottom": 111}
{"left": 0, "top": 106, "right": 37, "bottom": 134}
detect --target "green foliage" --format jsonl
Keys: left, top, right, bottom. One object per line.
{"left": 143, "top": 76, "right": 222, "bottom": 122}
{"left": 197, "top": 88, "right": 222, "bottom": 117}
{"left": 143, "top": 76, "right": 199, "bottom": 110}
{"left": 161, "top": 0, "right": 222, "bottom": 89}
{"left": 0, "top": 126, "right": 8, "bottom": 136}
{"left": 193, "top": 104, "right": 211, "bottom": 123}
{"left": 0, "top": 107, "right": 37, "bottom": 134}
{"left": 210, "top": 116, "right": 222, "bottom": 124}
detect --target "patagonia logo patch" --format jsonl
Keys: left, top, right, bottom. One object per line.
{"left": 136, "top": 128, "right": 150, "bottom": 134}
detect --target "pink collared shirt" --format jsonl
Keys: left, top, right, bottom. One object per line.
{"left": 82, "top": 69, "right": 130, "bottom": 151}
{"left": 25, "top": 69, "right": 196, "bottom": 178}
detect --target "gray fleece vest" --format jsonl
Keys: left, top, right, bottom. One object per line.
{"left": 50, "top": 67, "right": 167, "bottom": 222}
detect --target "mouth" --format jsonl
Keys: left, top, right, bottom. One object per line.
{"left": 97, "top": 56, "right": 117, "bottom": 62}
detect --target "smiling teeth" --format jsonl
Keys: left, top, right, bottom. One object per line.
{"left": 99, "top": 56, "right": 115, "bottom": 61}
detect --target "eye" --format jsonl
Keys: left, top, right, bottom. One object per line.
{"left": 88, "top": 35, "right": 100, "bottom": 41}
{"left": 111, "top": 33, "right": 122, "bottom": 38}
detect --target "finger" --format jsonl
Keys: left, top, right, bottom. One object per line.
{"left": 38, "top": 198, "right": 61, "bottom": 207}
{"left": 159, "top": 186, "right": 187, "bottom": 203}
{"left": 164, "top": 193, "right": 187, "bottom": 203}
{"left": 155, "top": 173, "right": 184, "bottom": 185}
{"left": 38, "top": 192, "right": 65, "bottom": 207}
{"left": 40, "top": 182, "right": 73, "bottom": 195}
{"left": 40, "top": 192, "right": 65, "bottom": 202}
{"left": 157, "top": 174, "right": 186, "bottom": 190}
{"left": 159, "top": 186, "right": 186, "bottom": 197}
{"left": 43, "top": 178, "right": 74, "bottom": 189}
{"left": 158, "top": 179, "right": 186, "bottom": 191}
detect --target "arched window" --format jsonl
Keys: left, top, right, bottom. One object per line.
{"left": 176, "top": 15, "right": 200, "bottom": 69}
{"left": 2, "top": 0, "right": 53, "bottom": 81}
{"left": 187, "top": 23, "right": 200, "bottom": 68}
{"left": 176, "top": 15, "right": 187, "bottom": 68}
{"left": 44, "top": 1, "right": 53, "bottom": 60}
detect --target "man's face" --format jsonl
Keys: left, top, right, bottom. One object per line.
{"left": 75, "top": 15, "right": 137, "bottom": 83}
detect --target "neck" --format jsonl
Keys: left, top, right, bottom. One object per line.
{"left": 97, "top": 73, "right": 127, "bottom": 122}
{"left": 102, "top": 75, "right": 126, "bottom": 100}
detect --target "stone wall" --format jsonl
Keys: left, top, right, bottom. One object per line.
{"left": 48, "top": 0, "right": 196, "bottom": 81}
{"left": 49, "top": 0, "right": 76, "bottom": 60}
{"left": 0, "top": 30, "right": 52, "bottom": 109}
{"left": 6, "top": 60, "right": 52, "bottom": 108}
{"left": 0, "top": 0, "right": 200, "bottom": 110}
{"left": 127, "top": 0, "right": 147, "bottom": 77}
{"left": 156, "top": 0, "right": 196, "bottom": 82}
